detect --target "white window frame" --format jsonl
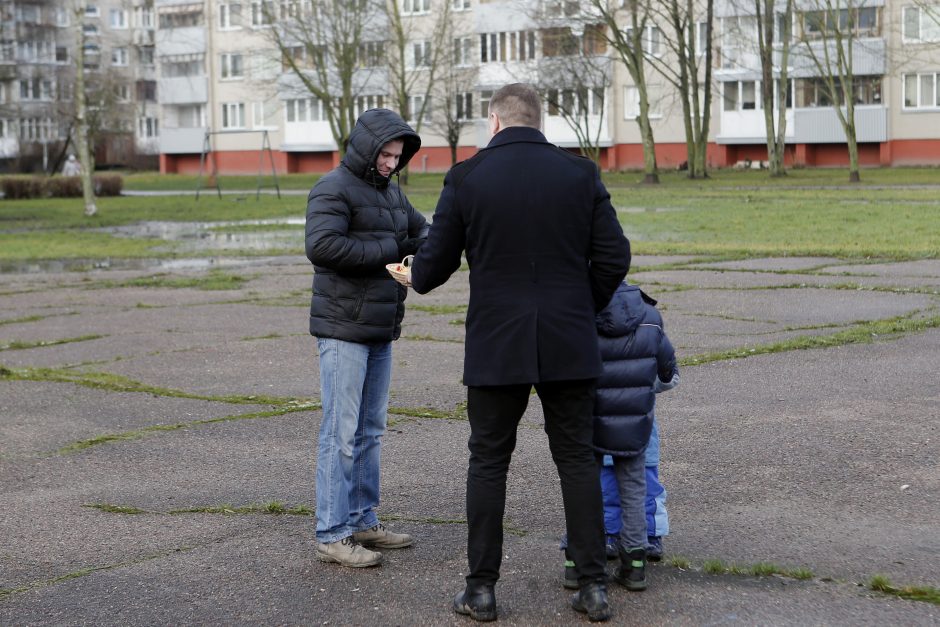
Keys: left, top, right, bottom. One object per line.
{"left": 454, "top": 36, "right": 473, "bottom": 66}
{"left": 55, "top": 7, "right": 70, "bottom": 27}
{"left": 138, "top": 116, "right": 159, "bottom": 138}
{"left": 85, "top": 4, "right": 100, "bottom": 18}
{"left": 624, "top": 85, "right": 662, "bottom": 120}
{"left": 402, "top": 0, "right": 431, "bottom": 16}
{"left": 411, "top": 40, "right": 431, "bottom": 68}
{"left": 452, "top": 0, "right": 470, "bottom": 10}
{"left": 903, "top": 72, "right": 940, "bottom": 109}
{"left": 251, "top": 1, "right": 274, "bottom": 27}
{"left": 695, "top": 21, "right": 708, "bottom": 55}
{"left": 110, "top": 8, "right": 128, "bottom": 29}
{"left": 136, "top": 7, "right": 155, "bottom": 28}
{"left": 111, "top": 47, "right": 129, "bottom": 66}
{"left": 139, "top": 46, "right": 155, "bottom": 66}
{"left": 455, "top": 92, "right": 473, "bottom": 120}
{"left": 219, "top": 2, "right": 243, "bottom": 30}
{"left": 220, "top": 53, "right": 244, "bottom": 79}
{"left": 407, "top": 94, "right": 431, "bottom": 123}
{"left": 115, "top": 84, "right": 130, "bottom": 102}
{"left": 251, "top": 100, "right": 278, "bottom": 129}
{"left": 221, "top": 102, "right": 246, "bottom": 129}
{"left": 903, "top": 5, "right": 940, "bottom": 43}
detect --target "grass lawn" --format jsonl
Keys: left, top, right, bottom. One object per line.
{"left": 1, "top": 167, "right": 937, "bottom": 262}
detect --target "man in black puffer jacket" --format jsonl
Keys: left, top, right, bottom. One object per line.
{"left": 305, "top": 108, "right": 428, "bottom": 568}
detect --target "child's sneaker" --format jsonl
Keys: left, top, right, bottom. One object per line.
{"left": 605, "top": 534, "right": 619, "bottom": 560}
{"left": 563, "top": 559, "right": 579, "bottom": 590}
{"left": 614, "top": 548, "right": 647, "bottom": 591}
{"left": 646, "top": 536, "right": 663, "bottom": 562}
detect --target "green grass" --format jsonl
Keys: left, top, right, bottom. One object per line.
{"left": 0, "top": 334, "right": 104, "bottom": 351}
{"left": 869, "top": 575, "right": 940, "bottom": 605}
{"left": 3, "top": 168, "right": 938, "bottom": 262}
{"left": 96, "top": 271, "right": 250, "bottom": 291}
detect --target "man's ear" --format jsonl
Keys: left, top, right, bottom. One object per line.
{"left": 488, "top": 112, "right": 500, "bottom": 136}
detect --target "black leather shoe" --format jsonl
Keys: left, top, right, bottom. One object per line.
{"left": 571, "top": 582, "right": 611, "bottom": 622}
{"left": 453, "top": 584, "right": 497, "bottom": 622}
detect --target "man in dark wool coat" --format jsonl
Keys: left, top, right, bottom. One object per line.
{"left": 410, "top": 83, "right": 631, "bottom": 622}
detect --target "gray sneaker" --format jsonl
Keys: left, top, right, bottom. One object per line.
{"left": 353, "top": 523, "right": 414, "bottom": 549}
{"left": 316, "top": 536, "right": 382, "bottom": 568}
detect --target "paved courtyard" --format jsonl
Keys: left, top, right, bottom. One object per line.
{"left": 1, "top": 253, "right": 938, "bottom": 625}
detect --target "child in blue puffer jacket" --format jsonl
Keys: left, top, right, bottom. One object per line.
{"left": 562, "top": 282, "right": 678, "bottom": 591}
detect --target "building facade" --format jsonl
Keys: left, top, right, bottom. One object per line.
{"left": 6, "top": 1, "right": 938, "bottom": 173}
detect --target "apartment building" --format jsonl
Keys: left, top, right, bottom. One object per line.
{"left": 0, "top": 0, "right": 159, "bottom": 172}
{"left": 152, "top": 0, "right": 940, "bottom": 174}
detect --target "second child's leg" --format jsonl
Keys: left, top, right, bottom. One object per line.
{"left": 613, "top": 454, "right": 648, "bottom": 591}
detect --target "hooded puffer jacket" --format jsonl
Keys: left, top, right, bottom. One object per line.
{"left": 593, "top": 283, "right": 677, "bottom": 457}
{"left": 305, "top": 109, "right": 428, "bottom": 342}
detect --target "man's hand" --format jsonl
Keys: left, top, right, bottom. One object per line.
{"left": 397, "top": 236, "right": 426, "bottom": 258}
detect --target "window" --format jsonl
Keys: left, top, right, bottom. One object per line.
{"left": 357, "top": 95, "right": 385, "bottom": 113}
{"left": 801, "top": 7, "right": 881, "bottom": 39}
{"left": 624, "top": 85, "right": 661, "bottom": 119}
{"left": 162, "top": 55, "right": 204, "bottom": 77}
{"left": 56, "top": 46, "right": 69, "bottom": 63}
{"left": 252, "top": 100, "right": 277, "bottom": 128}
{"left": 794, "top": 77, "right": 882, "bottom": 107}
{"left": 453, "top": 37, "right": 472, "bottom": 66}
{"left": 110, "top": 9, "right": 128, "bottom": 28}
{"left": 412, "top": 41, "right": 430, "bottom": 67}
{"left": 0, "top": 119, "right": 6, "bottom": 139}
{"left": 18, "top": 118, "right": 55, "bottom": 141}
{"left": 903, "top": 72, "right": 940, "bottom": 109}
{"left": 221, "top": 53, "right": 244, "bottom": 79}
{"left": 626, "top": 25, "right": 663, "bottom": 56}
{"left": 455, "top": 92, "right": 473, "bottom": 120}
{"left": 286, "top": 98, "right": 325, "bottom": 122}
{"left": 222, "top": 102, "right": 246, "bottom": 128}
{"left": 55, "top": 7, "right": 70, "bottom": 27}
{"left": 137, "top": 80, "right": 157, "bottom": 102}
{"left": 16, "top": 4, "right": 41, "bottom": 23}
{"left": 139, "top": 46, "right": 154, "bottom": 66}
{"left": 695, "top": 21, "right": 708, "bottom": 54}
{"left": 546, "top": 88, "right": 604, "bottom": 117}
{"left": 542, "top": 27, "right": 579, "bottom": 57}
{"left": 722, "top": 81, "right": 757, "bottom": 110}
{"left": 453, "top": 0, "right": 470, "bottom": 10}
{"left": 251, "top": 0, "right": 274, "bottom": 25}
{"left": 84, "top": 24, "right": 99, "bottom": 36}
{"left": 178, "top": 104, "right": 206, "bottom": 127}
{"left": 138, "top": 116, "right": 159, "bottom": 138}
{"left": 86, "top": 4, "right": 100, "bottom": 18}
{"left": 111, "top": 47, "right": 129, "bottom": 66}
{"left": 403, "top": 0, "right": 430, "bottom": 15}
{"left": 19, "top": 79, "right": 53, "bottom": 101}
{"left": 903, "top": 6, "right": 940, "bottom": 43}
{"left": 159, "top": 6, "right": 203, "bottom": 27}
{"left": 115, "top": 84, "right": 130, "bottom": 101}
{"left": 359, "top": 41, "right": 381, "bottom": 67}
{"left": 219, "top": 3, "right": 242, "bottom": 29}
{"left": 407, "top": 95, "right": 430, "bottom": 123}
{"left": 137, "top": 7, "right": 154, "bottom": 28}
{"left": 479, "top": 90, "right": 492, "bottom": 117}
{"left": 481, "top": 31, "right": 535, "bottom": 63}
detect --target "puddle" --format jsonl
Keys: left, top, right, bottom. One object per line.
{"left": 0, "top": 255, "right": 303, "bottom": 274}
{"left": 2, "top": 219, "right": 307, "bottom": 274}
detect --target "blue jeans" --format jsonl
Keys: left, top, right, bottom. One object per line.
{"left": 315, "top": 338, "right": 391, "bottom": 544}
{"left": 612, "top": 452, "right": 647, "bottom": 551}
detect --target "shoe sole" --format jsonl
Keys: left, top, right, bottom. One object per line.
{"left": 454, "top": 602, "right": 497, "bottom": 622}
{"left": 613, "top": 575, "right": 648, "bottom": 591}
{"left": 316, "top": 552, "right": 382, "bottom": 568}
{"left": 563, "top": 579, "right": 579, "bottom": 590}
{"left": 357, "top": 538, "right": 414, "bottom": 549}
{"left": 572, "top": 602, "right": 611, "bottom": 622}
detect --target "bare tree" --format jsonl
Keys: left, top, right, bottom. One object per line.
{"left": 72, "top": 1, "right": 97, "bottom": 217}
{"left": 531, "top": 14, "right": 612, "bottom": 166}
{"left": 792, "top": 0, "right": 878, "bottom": 183}
{"left": 647, "top": 0, "right": 715, "bottom": 178}
{"left": 424, "top": 26, "right": 479, "bottom": 166}
{"left": 589, "top": 0, "right": 660, "bottom": 183}
{"left": 267, "top": 0, "right": 385, "bottom": 156}
{"left": 756, "top": 0, "right": 793, "bottom": 176}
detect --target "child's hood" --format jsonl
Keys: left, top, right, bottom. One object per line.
{"left": 595, "top": 283, "right": 644, "bottom": 337}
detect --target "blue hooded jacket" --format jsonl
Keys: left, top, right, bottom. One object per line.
{"left": 593, "top": 283, "right": 677, "bottom": 457}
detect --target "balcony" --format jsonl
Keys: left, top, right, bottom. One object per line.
{"left": 793, "top": 105, "right": 886, "bottom": 143}
{"left": 154, "top": 26, "right": 205, "bottom": 56}
{"left": 158, "top": 75, "right": 207, "bottom": 104}
{"left": 159, "top": 127, "right": 205, "bottom": 154}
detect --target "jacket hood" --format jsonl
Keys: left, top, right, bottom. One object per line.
{"left": 595, "top": 283, "right": 644, "bottom": 337}
{"left": 342, "top": 108, "right": 421, "bottom": 185}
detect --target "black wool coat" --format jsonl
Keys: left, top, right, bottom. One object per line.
{"left": 410, "top": 126, "right": 631, "bottom": 386}
{"left": 305, "top": 109, "right": 429, "bottom": 343}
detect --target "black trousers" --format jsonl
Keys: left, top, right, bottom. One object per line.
{"left": 465, "top": 379, "right": 606, "bottom": 587}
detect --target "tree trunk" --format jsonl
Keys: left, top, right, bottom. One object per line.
{"left": 74, "top": 4, "right": 97, "bottom": 217}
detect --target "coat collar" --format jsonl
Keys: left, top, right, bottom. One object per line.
{"left": 484, "top": 126, "right": 548, "bottom": 150}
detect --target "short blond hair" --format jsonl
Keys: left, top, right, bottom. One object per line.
{"left": 490, "top": 83, "right": 541, "bottom": 129}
